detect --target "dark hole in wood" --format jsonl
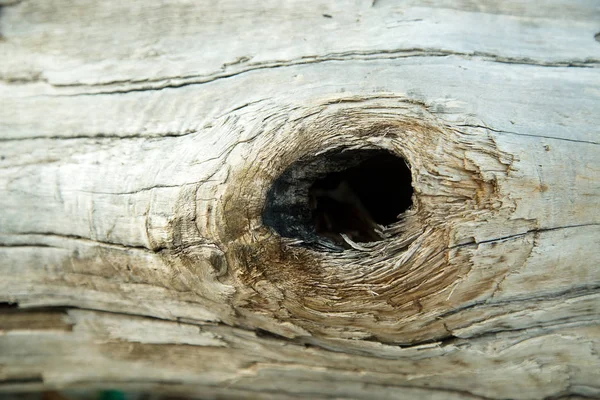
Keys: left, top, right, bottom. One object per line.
{"left": 263, "top": 149, "right": 412, "bottom": 251}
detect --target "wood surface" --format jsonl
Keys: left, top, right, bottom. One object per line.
{"left": 1, "top": 1, "right": 599, "bottom": 398}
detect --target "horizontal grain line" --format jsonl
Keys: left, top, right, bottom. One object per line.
{"left": 39, "top": 49, "right": 600, "bottom": 96}
{"left": 231, "top": 381, "right": 494, "bottom": 400}
{"left": 455, "top": 124, "right": 600, "bottom": 145}
{"left": 0, "top": 376, "right": 44, "bottom": 386}
{"left": 0, "top": 243, "right": 61, "bottom": 249}
{"left": 449, "top": 222, "right": 600, "bottom": 249}
{"left": 0, "top": 131, "right": 198, "bottom": 142}
{"left": 436, "top": 285, "right": 600, "bottom": 320}
{"left": 77, "top": 181, "right": 199, "bottom": 195}
{"left": 2, "top": 232, "right": 159, "bottom": 253}
{"left": 1, "top": 118, "right": 595, "bottom": 148}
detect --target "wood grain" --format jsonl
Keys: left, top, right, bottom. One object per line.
{"left": 1, "top": 1, "right": 599, "bottom": 398}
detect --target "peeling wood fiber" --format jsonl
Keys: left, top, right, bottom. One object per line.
{"left": 1, "top": 0, "right": 599, "bottom": 399}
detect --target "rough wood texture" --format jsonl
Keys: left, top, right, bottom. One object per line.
{"left": 1, "top": 1, "right": 599, "bottom": 399}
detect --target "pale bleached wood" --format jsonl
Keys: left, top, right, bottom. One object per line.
{"left": 0, "top": 0, "right": 599, "bottom": 399}
{"left": 2, "top": 58, "right": 600, "bottom": 142}
{"left": 1, "top": 0, "right": 598, "bottom": 89}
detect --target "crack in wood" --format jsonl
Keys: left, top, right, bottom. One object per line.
{"left": 455, "top": 124, "right": 600, "bottom": 146}
{"left": 27, "top": 49, "right": 600, "bottom": 96}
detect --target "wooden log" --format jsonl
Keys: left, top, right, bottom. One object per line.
{"left": 1, "top": 1, "right": 599, "bottom": 398}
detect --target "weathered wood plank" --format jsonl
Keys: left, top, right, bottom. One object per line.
{"left": 2, "top": 59, "right": 599, "bottom": 142}
{"left": 1, "top": 0, "right": 599, "bottom": 398}
{"left": 1, "top": 309, "right": 598, "bottom": 399}
{"left": 1, "top": 0, "right": 598, "bottom": 88}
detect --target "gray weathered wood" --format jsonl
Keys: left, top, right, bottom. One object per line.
{"left": 1, "top": 1, "right": 599, "bottom": 398}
